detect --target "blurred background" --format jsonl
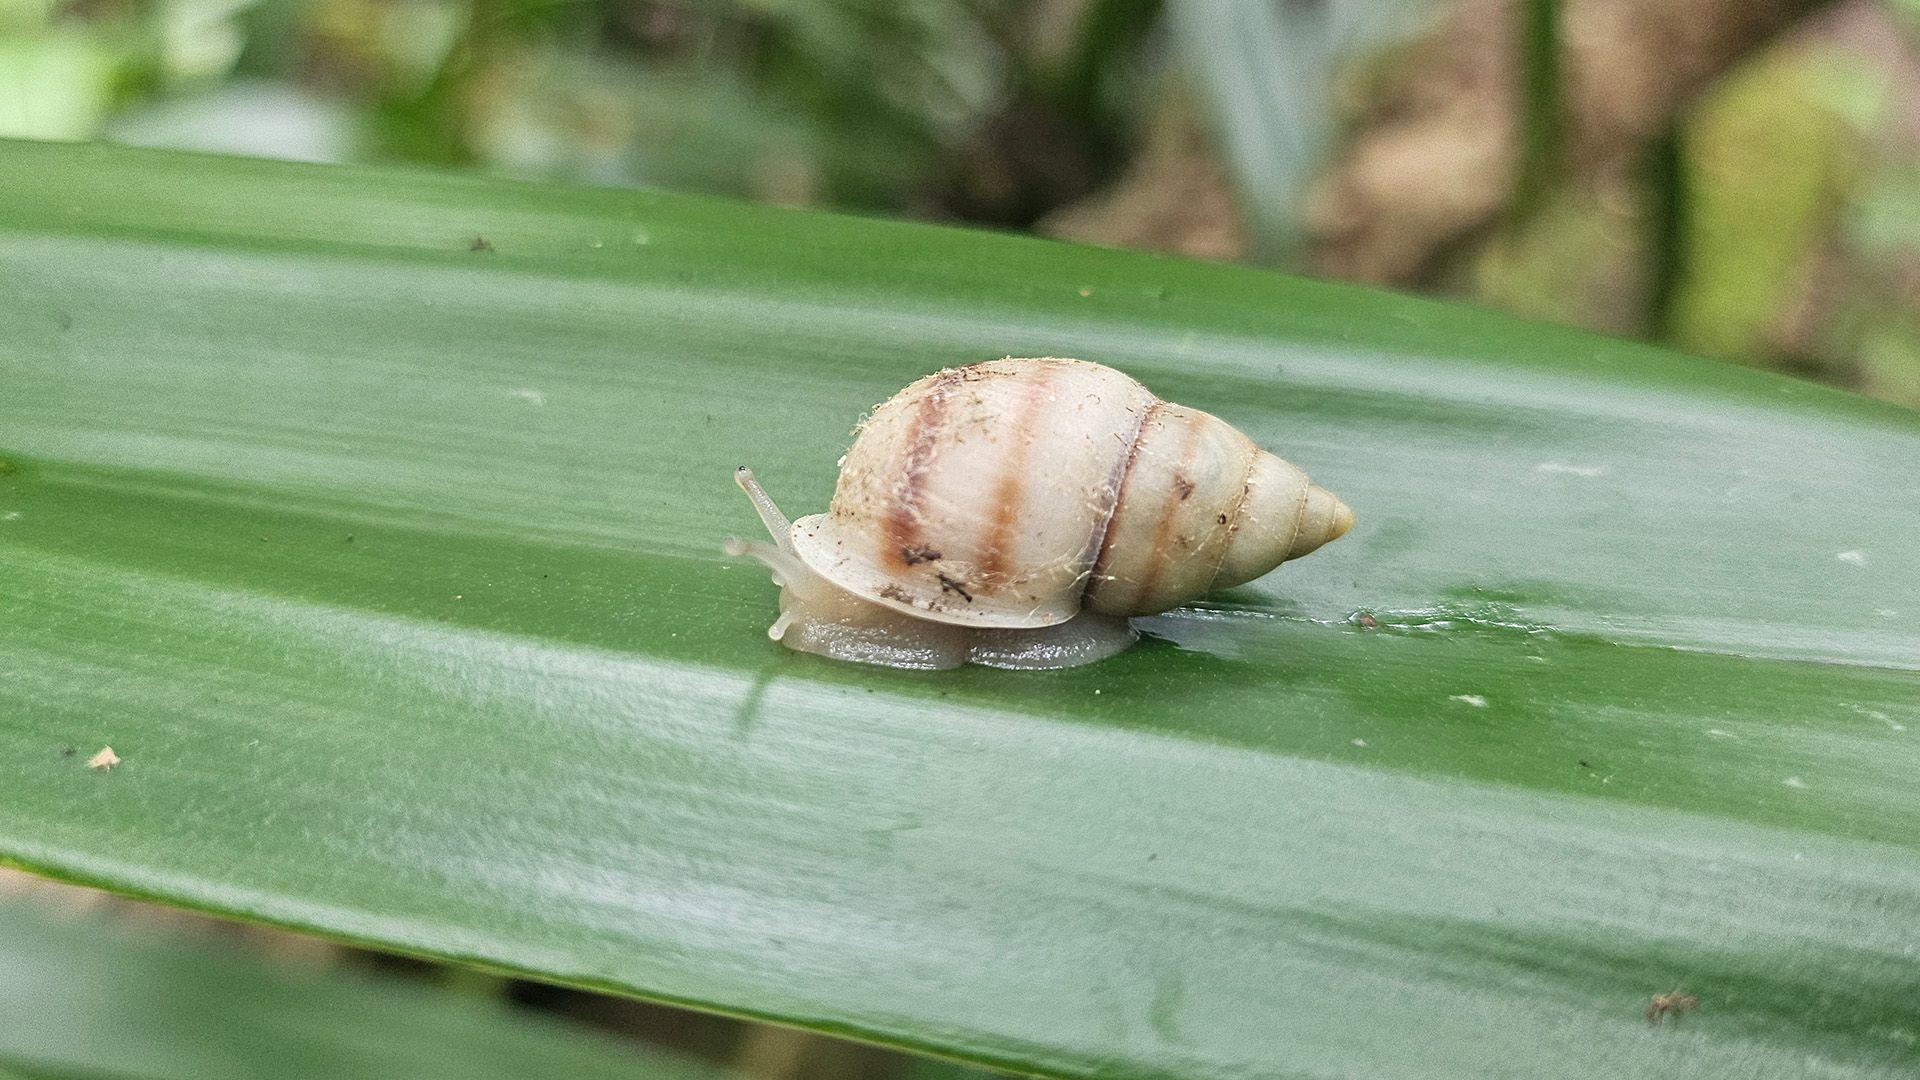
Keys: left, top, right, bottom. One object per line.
{"left": 2, "top": 0, "right": 1917, "bottom": 1075}
{"left": 3, "top": 0, "right": 1918, "bottom": 403}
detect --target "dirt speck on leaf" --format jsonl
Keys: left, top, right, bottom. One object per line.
{"left": 86, "top": 746, "right": 120, "bottom": 771}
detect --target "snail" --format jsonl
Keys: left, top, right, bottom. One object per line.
{"left": 725, "top": 357, "right": 1352, "bottom": 670}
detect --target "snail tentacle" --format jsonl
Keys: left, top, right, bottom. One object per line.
{"left": 733, "top": 467, "right": 794, "bottom": 554}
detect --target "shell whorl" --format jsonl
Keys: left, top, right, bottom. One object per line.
{"left": 788, "top": 357, "right": 1350, "bottom": 628}
{"left": 1081, "top": 403, "right": 1352, "bottom": 616}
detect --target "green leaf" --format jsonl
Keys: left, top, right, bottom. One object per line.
{"left": 1167, "top": 0, "right": 1425, "bottom": 262}
{"left": 0, "top": 32, "right": 122, "bottom": 141}
{"left": 2, "top": 140, "right": 1918, "bottom": 1080}
{"left": 1167, "top": 0, "right": 1334, "bottom": 261}
{"left": 1512, "top": 0, "right": 1564, "bottom": 221}
{"left": 1669, "top": 46, "right": 1861, "bottom": 364}
{"left": 0, "top": 892, "right": 737, "bottom": 1079}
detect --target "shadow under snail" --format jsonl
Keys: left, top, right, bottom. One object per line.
{"left": 726, "top": 357, "right": 1353, "bottom": 669}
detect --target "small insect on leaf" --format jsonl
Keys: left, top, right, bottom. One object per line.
{"left": 1646, "top": 990, "right": 1698, "bottom": 1024}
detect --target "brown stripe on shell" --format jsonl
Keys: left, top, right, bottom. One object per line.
{"left": 885, "top": 368, "right": 963, "bottom": 567}
{"left": 1088, "top": 400, "right": 1162, "bottom": 589}
{"left": 1124, "top": 410, "right": 1206, "bottom": 607}
{"left": 975, "top": 361, "right": 1061, "bottom": 582}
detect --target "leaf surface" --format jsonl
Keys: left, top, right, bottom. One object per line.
{"left": 1, "top": 141, "right": 1917, "bottom": 1079}
{"left": 0, "top": 892, "right": 736, "bottom": 1080}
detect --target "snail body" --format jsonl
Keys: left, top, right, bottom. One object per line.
{"left": 727, "top": 357, "right": 1351, "bottom": 670}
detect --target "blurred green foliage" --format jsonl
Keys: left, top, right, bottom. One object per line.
{"left": 1163, "top": 0, "right": 1421, "bottom": 260}
{"left": 0, "top": 0, "right": 1914, "bottom": 391}
{"left": 1, "top": 0, "right": 1052, "bottom": 208}
{"left": 1672, "top": 46, "right": 1861, "bottom": 363}
{"left": 1678, "top": 19, "right": 1920, "bottom": 402}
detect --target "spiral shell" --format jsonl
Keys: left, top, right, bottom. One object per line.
{"left": 787, "top": 357, "right": 1351, "bottom": 628}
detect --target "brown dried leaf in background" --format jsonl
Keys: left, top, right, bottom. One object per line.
{"left": 1041, "top": 94, "right": 1249, "bottom": 261}
{"left": 1307, "top": 0, "right": 1829, "bottom": 286}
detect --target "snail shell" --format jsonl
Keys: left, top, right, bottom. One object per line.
{"left": 728, "top": 357, "right": 1352, "bottom": 669}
